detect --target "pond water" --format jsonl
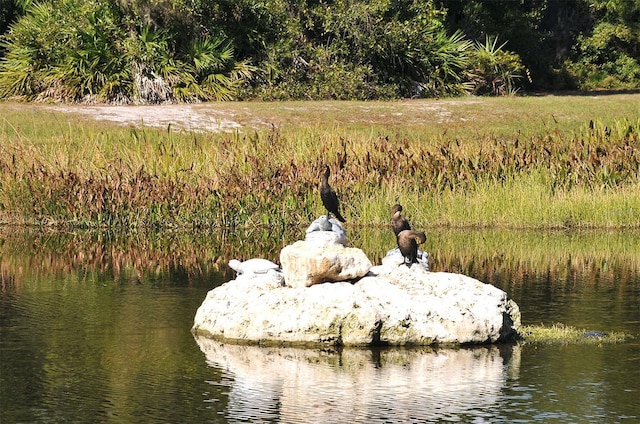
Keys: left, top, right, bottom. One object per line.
{"left": 1, "top": 228, "right": 639, "bottom": 423}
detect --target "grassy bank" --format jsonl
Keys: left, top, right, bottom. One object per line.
{"left": 1, "top": 94, "right": 639, "bottom": 229}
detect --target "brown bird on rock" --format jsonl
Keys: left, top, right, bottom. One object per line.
{"left": 320, "top": 165, "right": 346, "bottom": 222}
{"left": 391, "top": 204, "right": 411, "bottom": 236}
{"left": 397, "top": 230, "right": 426, "bottom": 268}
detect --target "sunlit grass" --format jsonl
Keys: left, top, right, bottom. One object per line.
{"left": 1, "top": 95, "right": 639, "bottom": 228}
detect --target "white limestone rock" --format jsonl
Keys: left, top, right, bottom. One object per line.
{"left": 279, "top": 240, "right": 373, "bottom": 288}
{"left": 361, "top": 263, "right": 520, "bottom": 345}
{"left": 192, "top": 261, "right": 521, "bottom": 346}
{"left": 304, "top": 216, "right": 347, "bottom": 246}
{"left": 382, "top": 247, "right": 430, "bottom": 271}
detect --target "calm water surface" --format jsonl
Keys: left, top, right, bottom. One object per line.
{"left": 1, "top": 228, "right": 639, "bottom": 423}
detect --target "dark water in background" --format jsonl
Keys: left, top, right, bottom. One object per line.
{"left": 1, "top": 228, "right": 639, "bottom": 423}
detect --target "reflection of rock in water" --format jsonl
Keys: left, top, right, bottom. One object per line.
{"left": 195, "top": 337, "right": 521, "bottom": 422}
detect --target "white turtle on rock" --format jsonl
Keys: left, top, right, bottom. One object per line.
{"left": 228, "top": 258, "right": 285, "bottom": 286}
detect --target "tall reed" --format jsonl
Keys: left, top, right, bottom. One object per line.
{"left": 1, "top": 99, "right": 639, "bottom": 229}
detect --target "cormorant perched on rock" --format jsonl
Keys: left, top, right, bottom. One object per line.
{"left": 397, "top": 230, "right": 426, "bottom": 268}
{"left": 391, "top": 204, "right": 411, "bottom": 236}
{"left": 320, "top": 165, "right": 346, "bottom": 222}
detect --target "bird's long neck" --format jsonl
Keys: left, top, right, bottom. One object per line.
{"left": 321, "top": 168, "right": 330, "bottom": 188}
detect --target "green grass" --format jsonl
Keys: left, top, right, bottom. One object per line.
{"left": 518, "top": 323, "right": 630, "bottom": 345}
{"left": 1, "top": 94, "right": 639, "bottom": 229}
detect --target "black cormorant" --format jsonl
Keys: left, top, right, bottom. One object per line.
{"left": 397, "top": 230, "right": 426, "bottom": 267}
{"left": 391, "top": 204, "right": 411, "bottom": 236}
{"left": 320, "top": 165, "right": 346, "bottom": 222}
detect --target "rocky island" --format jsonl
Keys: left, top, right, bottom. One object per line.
{"left": 192, "top": 218, "right": 521, "bottom": 347}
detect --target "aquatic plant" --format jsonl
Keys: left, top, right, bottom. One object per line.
{"left": 518, "top": 323, "right": 630, "bottom": 345}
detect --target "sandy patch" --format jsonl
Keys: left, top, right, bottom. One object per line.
{"left": 45, "top": 98, "right": 485, "bottom": 132}
{"left": 47, "top": 104, "right": 245, "bottom": 133}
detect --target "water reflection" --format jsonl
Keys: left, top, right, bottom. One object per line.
{"left": 195, "top": 337, "right": 521, "bottom": 423}
{"left": 1, "top": 227, "right": 639, "bottom": 423}
{"left": 4, "top": 226, "right": 640, "bottom": 293}
{"left": 0, "top": 226, "right": 288, "bottom": 290}
{"left": 4, "top": 226, "right": 637, "bottom": 335}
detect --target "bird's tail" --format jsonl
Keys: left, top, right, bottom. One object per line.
{"left": 334, "top": 211, "right": 346, "bottom": 223}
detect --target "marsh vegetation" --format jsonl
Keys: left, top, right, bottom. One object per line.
{"left": 1, "top": 94, "right": 639, "bottom": 230}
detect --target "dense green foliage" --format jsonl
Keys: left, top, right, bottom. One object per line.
{"left": 1, "top": 0, "right": 637, "bottom": 102}
{"left": 225, "top": 0, "right": 477, "bottom": 99}
{"left": 567, "top": 1, "right": 640, "bottom": 89}
{"left": 466, "top": 35, "right": 528, "bottom": 95}
{"left": 0, "top": 0, "right": 252, "bottom": 102}
{"left": 441, "top": 0, "right": 640, "bottom": 91}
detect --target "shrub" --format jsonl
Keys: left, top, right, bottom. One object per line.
{"left": 0, "top": 0, "right": 252, "bottom": 103}
{"left": 563, "top": 0, "right": 640, "bottom": 90}
{"left": 241, "top": 0, "right": 473, "bottom": 99}
{"left": 466, "top": 36, "right": 529, "bottom": 95}
{"left": 0, "top": 0, "right": 128, "bottom": 101}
